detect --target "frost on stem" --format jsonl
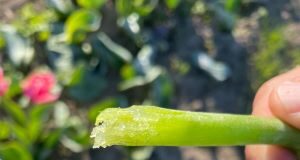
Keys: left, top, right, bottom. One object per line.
{"left": 91, "top": 105, "right": 300, "bottom": 157}
{"left": 90, "top": 106, "right": 158, "bottom": 148}
{"left": 90, "top": 122, "right": 106, "bottom": 148}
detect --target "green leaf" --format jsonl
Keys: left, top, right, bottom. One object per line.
{"left": 0, "top": 26, "right": 34, "bottom": 66}
{"left": 4, "top": 72, "right": 22, "bottom": 98}
{"left": 0, "top": 32, "right": 5, "bottom": 48}
{"left": 68, "top": 63, "right": 85, "bottom": 86}
{"left": 43, "top": 129, "right": 63, "bottom": 149}
{"left": 28, "top": 105, "right": 52, "bottom": 142}
{"left": 119, "top": 67, "right": 162, "bottom": 90}
{"left": 116, "top": 0, "right": 158, "bottom": 17}
{"left": 95, "top": 33, "right": 133, "bottom": 64}
{"left": 10, "top": 124, "right": 31, "bottom": 146}
{"left": 90, "top": 33, "right": 133, "bottom": 69}
{"left": 134, "top": 0, "right": 158, "bottom": 16}
{"left": 77, "top": 0, "right": 106, "bottom": 9}
{"left": 224, "top": 0, "right": 241, "bottom": 14}
{"left": 0, "top": 142, "right": 32, "bottom": 160}
{"left": 27, "top": 120, "right": 43, "bottom": 143}
{"left": 116, "top": 0, "right": 132, "bottom": 16}
{"left": 165, "top": 0, "right": 181, "bottom": 9}
{"left": 0, "top": 121, "right": 10, "bottom": 140}
{"left": 121, "top": 64, "right": 136, "bottom": 80}
{"left": 29, "top": 105, "right": 52, "bottom": 121}
{"left": 65, "top": 9, "right": 101, "bottom": 43}
{"left": 2, "top": 98, "right": 26, "bottom": 125}
{"left": 12, "top": 4, "right": 56, "bottom": 38}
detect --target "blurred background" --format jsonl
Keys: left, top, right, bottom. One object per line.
{"left": 0, "top": 0, "right": 300, "bottom": 159}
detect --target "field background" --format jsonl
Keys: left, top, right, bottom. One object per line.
{"left": 1, "top": 0, "right": 300, "bottom": 159}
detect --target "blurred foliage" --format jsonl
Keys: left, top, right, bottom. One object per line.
{"left": 0, "top": 0, "right": 299, "bottom": 159}
{"left": 253, "top": 26, "right": 300, "bottom": 89}
{"left": 77, "top": 0, "right": 107, "bottom": 9}
{"left": 253, "top": 28, "right": 286, "bottom": 87}
{"left": 65, "top": 9, "right": 101, "bottom": 43}
{"left": 0, "top": 0, "right": 181, "bottom": 158}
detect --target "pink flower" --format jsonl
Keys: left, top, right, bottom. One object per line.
{"left": 22, "top": 71, "right": 60, "bottom": 104}
{"left": 0, "top": 68, "right": 9, "bottom": 96}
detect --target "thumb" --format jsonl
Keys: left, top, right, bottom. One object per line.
{"left": 270, "top": 80, "right": 300, "bottom": 129}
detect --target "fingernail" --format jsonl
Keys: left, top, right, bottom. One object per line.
{"left": 277, "top": 81, "right": 300, "bottom": 114}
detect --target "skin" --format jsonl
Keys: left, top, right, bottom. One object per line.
{"left": 246, "top": 67, "right": 300, "bottom": 160}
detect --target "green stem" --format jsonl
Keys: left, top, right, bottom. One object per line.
{"left": 91, "top": 105, "right": 300, "bottom": 156}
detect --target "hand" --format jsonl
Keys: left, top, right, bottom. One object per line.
{"left": 245, "top": 67, "right": 300, "bottom": 160}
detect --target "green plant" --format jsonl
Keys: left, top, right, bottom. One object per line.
{"left": 91, "top": 106, "right": 300, "bottom": 157}
{"left": 0, "top": 70, "right": 90, "bottom": 160}
{"left": 253, "top": 27, "right": 300, "bottom": 89}
{"left": 0, "top": 98, "right": 91, "bottom": 160}
{"left": 0, "top": 0, "right": 178, "bottom": 158}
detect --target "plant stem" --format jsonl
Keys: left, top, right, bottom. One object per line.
{"left": 91, "top": 105, "right": 300, "bottom": 156}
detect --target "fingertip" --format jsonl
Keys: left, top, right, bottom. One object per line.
{"left": 269, "top": 81, "right": 300, "bottom": 130}
{"left": 251, "top": 67, "right": 300, "bottom": 117}
{"left": 248, "top": 67, "right": 300, "bottom": 160}
{"left": 252, "top": 80, "right": 274, "bottom": 117}
{"left": 245, "top": 145, "right": 296, "bottom": 160}
{"left": 245, "top": 145, "right": 266, "bottom": 160}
